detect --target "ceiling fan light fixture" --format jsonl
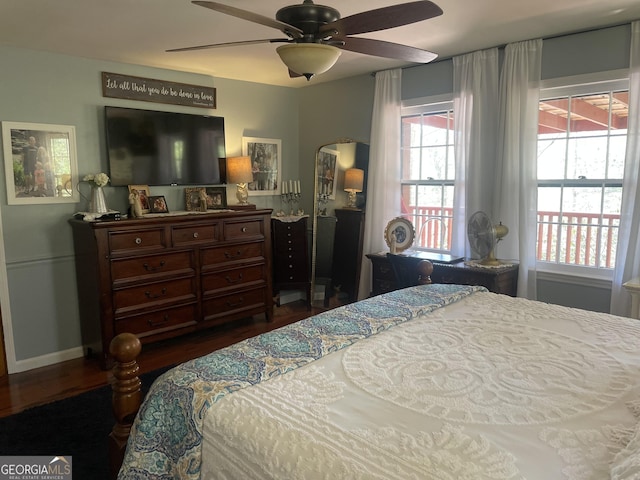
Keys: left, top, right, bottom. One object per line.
{"left": 276, "top": 43, "right": 341, "bottom": 80}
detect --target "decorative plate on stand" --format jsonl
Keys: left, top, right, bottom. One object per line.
{"left": 384, "top": 217, "right": 415, "bottom": 253}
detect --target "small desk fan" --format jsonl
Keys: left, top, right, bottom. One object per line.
{"left": 467, "top": 211, "right": 509, "bottom": 266}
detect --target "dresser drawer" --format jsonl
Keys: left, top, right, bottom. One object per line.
{"left": 113, "top": 277, "right": 197, "bottom": 314}
{"left": 274, "top": 263, "right": 308, "bottom": 283}
{"left": 202, "top": 264, "right": 265, "bottom": 294}
{"left": 272, "top": 220, "right": 306, "bottom": 246}
{"left": 111, "top": 251, "right": 195, "bottom": 284}
{"left": 224, "top": 219, "right": 263, "bottom": 240}
{"left": 201, "top": 242, "right": 264, "bottom": 267}
{"left": 109, "top": 228, "right": 167, "bottom": 254}
{"left": 202, "top": 287, "right": 266, "bottom": 321}
{"left": 274, "top": 230, "right": 306, "bottom": 254}
{"left": 115, "top": 304, "right": 197, "bottom": 336}
{"left": 172, "top": 223, "right": 218, "bottom": 247}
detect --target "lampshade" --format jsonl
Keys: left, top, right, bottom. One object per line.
{"left": 344, "top": 168, "right": 364, "bottom": 192}
{"left": 226, "top": 156, "right": 253, "bottom": 184}
{"left": 276, "top": 43, "right": 342, "bottom": 80}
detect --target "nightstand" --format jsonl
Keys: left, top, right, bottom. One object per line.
{"left": 366, "top": 251, "right": 519, "bottom": 297}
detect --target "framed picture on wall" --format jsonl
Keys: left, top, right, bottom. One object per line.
{"left": 2, "top": 121, "right": 80, "bottom": 205}
{"left": 317, "top": 147, "right": 339, "bottom": 200}
{"left": 242, "top": 136, "right": 281, "bottom": 196}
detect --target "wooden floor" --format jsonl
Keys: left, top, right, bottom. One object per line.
{"left": 0, "top": 300, "right": 322, "bottom": 418}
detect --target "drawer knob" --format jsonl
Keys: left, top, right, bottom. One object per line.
{"left": 144, "top": 287, "right": 167, "bottom": 299}
{"left": 241, "top": 227, "right": 248, "bottom": 233}
{"left": 143, "top": 260, "right": 166, "bottom": 272}
{"left": 225, "top": 273, "right": 244, "bottom": 284}
{"left": 226, "top": 296, "right": 244, "bottom": 308}
{"left": 148, "top": 314, "right": 170, "bottom": 327}
{"left": 135, "top": 237, "right": 142, "bottom": 245}
{"left": 193, "top": 232, "right": 199, "bottom": 238}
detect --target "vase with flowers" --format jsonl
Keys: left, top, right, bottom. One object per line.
{"left": 78, "top": 172, "right": 110, "bottom": 213}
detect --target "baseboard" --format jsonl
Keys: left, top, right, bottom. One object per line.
{"left": 11, "top": 346, "right": 85, "bottom": 374}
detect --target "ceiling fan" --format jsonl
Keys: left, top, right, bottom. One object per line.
{"left": 168, "top": 0, "right": 443, "bottom": 80}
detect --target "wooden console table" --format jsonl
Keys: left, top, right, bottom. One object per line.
{"left": 366, "top": 251, "right": 519, "bottom": 297}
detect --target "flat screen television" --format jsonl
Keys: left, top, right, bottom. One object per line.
{"left": 104, "top": 106, "right": 226, "bottom": 186}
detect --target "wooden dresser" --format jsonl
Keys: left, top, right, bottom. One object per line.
{"left": 271, "top": 216, "right": 311, "bottom": 308}
{"left": 69, "top": 209, "right": 273, "bottom": 368}
{"left": 366, "top": 251, "right": 519, "bottom": 297}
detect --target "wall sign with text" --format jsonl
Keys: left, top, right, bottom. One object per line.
{"left": 101, "top": 72, "right": 216, "bottom": 109}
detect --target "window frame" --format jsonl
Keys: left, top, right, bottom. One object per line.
{"left": 401, "top": 95, "right": 455, "bottom": 253}
{"left": 535, "top": 74, "right": 629, "bottom": 280}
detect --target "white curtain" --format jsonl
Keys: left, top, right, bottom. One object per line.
{"left": 610, "top": 20, "right": 640, "bottom": 317}
{"left": 493, "top": 39, "right": 542, "bottom": 299}
{"left": 452, "top": 48, "right": 500, "bottom": 257}
{"left": 358, "top": 69, "right": 402, "bottom": 300}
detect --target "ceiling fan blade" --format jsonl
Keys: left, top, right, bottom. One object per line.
{"left": 338, "top": 37, "right": 437, "bottom": 63}
{"left": 320, "top": 1, "right": 443, "bottom": 37}
{"left": 192, "top": 1, "right": 303, "bottom": 38}
{"left": 167, "top": 38, "right": 290, "bottom": 53}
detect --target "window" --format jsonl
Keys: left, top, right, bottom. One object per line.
{"left": 401, "top": 100, "right": 455, "bottom": 252}
{"left": 536, "top": 79, "right": 628, "bottom": 273}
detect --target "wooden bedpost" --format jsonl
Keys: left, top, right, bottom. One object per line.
{"left": 109, "top": 333, "right": 142, "bottom": 480}
{"left": 417, "top": 260, "right": 434, "bottom": 285}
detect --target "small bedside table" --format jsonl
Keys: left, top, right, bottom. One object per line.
{"left": 366, "top": 251, "right": 519, "bottom": 297}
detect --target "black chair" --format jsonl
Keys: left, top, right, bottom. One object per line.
{"left": 386, "top": 253, "right": 433, "bottom": 290}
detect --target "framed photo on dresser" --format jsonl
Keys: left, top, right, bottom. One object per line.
{"left": 128, "top": 184, "right": 150, "bottom": 214}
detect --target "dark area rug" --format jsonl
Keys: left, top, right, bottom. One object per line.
{"left": 0, "top": 365, "right": 173, "bottom": 480}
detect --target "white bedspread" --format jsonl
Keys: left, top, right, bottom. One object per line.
{"left": 201, "top": 292, "right": 640, "bottom": 479}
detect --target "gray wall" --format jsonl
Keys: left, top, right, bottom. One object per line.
{"left": 425, "top": 24, "right": 629, "bottom": 312}
{"left": 0, "top": 46, "right": 300, "bottom": 370}
{"left": 303, "top": 24, "right": 633, "bottom": 313}
{"left": 0, "top": 22, "right": 634, "bottom": 370}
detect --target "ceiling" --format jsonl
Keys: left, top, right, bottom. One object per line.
{"left": 1, "top": 0, "right": 639, "bottom": 88}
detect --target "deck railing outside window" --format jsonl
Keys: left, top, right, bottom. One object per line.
{"left": 405, "top": 206, "right": 619, "bottom": 268}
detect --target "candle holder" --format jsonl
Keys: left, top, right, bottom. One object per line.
{"left": 281, "top": 192, "right": 302, "bottom": 216}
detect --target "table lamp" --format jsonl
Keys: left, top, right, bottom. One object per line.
{"left": 226, "top": 156, "right": 254, "bottom": 205}
{"left": 344, "top": 168, "right": 364, "bottom": 208}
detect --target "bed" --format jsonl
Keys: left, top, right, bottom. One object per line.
{"left": 111, "top": 283, "right": 640, "bottom": 479}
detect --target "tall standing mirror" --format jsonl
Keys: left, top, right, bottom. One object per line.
{"left": 310, "top": 140, "right": 369, "bottom": 308}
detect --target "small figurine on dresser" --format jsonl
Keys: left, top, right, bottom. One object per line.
{"left": 199, "top": 189, "right": 208, "bottom": 212}
{"left": 129, "top": 189, "right": 144, "bottom": 218}
{"left": 390, "top": 231, "right": 397, "bottom": 254}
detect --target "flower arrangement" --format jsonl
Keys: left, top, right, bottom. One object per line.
{"left": 83, "top": 172, "right": 110, "bottom": 188}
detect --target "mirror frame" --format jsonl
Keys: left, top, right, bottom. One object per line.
{"left": 310, "top": 139, "right": 369, "bottom": 307}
